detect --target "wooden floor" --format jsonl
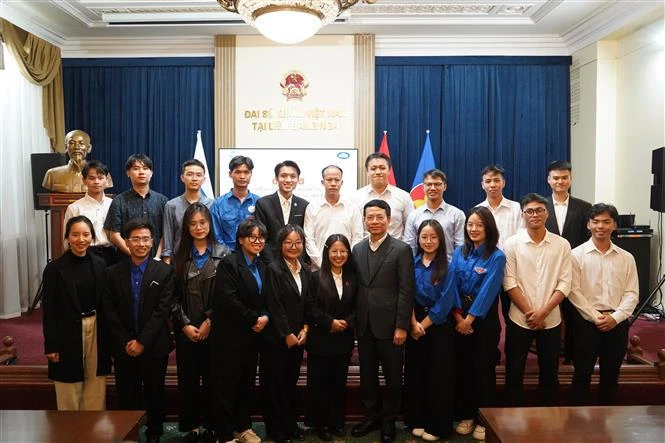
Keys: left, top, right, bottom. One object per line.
{"left": 480, "top": 405, "right": 665, "bottom": 443}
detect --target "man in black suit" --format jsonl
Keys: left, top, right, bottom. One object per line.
{"left": 255, "top": 160, "right": 309, "bottom": 262}
{"left": 545, "top": 160, "right": 592, "bottom": 365}
{"left": 103, "top": 218, "right": 175, "bottom": 443}
{"left": 351, "top": 199, "right": 415, "bottom": 443}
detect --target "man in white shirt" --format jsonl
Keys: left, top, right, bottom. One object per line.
{"left": 353, "top": 153, "right": 413, "bottom": 240}
{"left": 64, "top": 160, "right": 115, "bottom": 265}
{"left": 475, "top": 165, "right": 523, "bottom": 332}
{"left": 568, "top": 203, "right": 638, "bottom": 405}
{"left": 503, "top": 193, "right": 572, "bottom": 406}
{"left": 403, "top": 169, "right": 464, "bottom": 262}
{"left": 304, "top": 165, "right": 363, "bottom": 269}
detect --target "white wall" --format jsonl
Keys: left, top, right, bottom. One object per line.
{"left": 572, "top": 18, "right": 665, "bottom": 286}
{"left": 615, "top": 20, "right": 665, "bottom": 282}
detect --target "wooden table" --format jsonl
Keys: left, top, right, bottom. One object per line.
{"left": 0, "top": 410, "right": 146, "bottom": 442}
{"left": 479, "top": 405, "right": 665, "bottom": 443}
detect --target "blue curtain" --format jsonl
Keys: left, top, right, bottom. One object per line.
{"left": 376, "top": 56, "right": 571, "bottom": 212}
{"left": 62, "top": 57, "right": 214, "bottom": 199}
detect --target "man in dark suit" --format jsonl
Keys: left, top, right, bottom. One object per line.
{"left": 103, "top": 218, "right": 175, "bottom": 443}
{"left": 255, "top": 160, "right": 309, "bottom": 262}
{"left": 545, "top": 160, "right": 592, "bottom": 365}
{"left": 351, "top": 199, "right": 415, "bottom": 443}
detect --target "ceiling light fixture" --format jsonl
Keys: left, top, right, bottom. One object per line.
{"left": 217, "top": 0, "right": 378, "bottom": 45}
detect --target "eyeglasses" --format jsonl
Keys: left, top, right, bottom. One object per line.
{"left": 423, "top": 182, "right": 444, "bottom": 188}
{"left": 128, "top": 236, "right": 152, "bottom": 244}
{"left": 284, "top": 241, "right": 303, "bottom": 248}
{"left": 247, "top": 236, "right": 266, "bottom": 244}
{"left": 523, "top": 208, "right": 547, "bottom": 216}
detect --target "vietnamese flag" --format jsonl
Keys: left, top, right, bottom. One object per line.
{"left": 378, "top": 131, "right": 397, "bottom": 186}
{"left": 410, "top": 131, "right": 436, "bottom": 208}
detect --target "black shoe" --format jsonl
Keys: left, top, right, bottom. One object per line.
{"left": 330, "top": 426, "right": 346, "bottom": 438}
{"left": 351, "top": 418, "right": 381, "bottom": 437}
{"left": 183, "top": 431, "right": 199, "bottom": 443}
{"left": 380, "top": 421, "right": 396, "bottom": 443}
{"left": 317, "top": 428, "right": 334, "bottom": 442}
{"left": 145, "top": 435, "right": 161, "bottom": 443}
{"left": 291, "top": 424, "right": 306, "bottom": 440}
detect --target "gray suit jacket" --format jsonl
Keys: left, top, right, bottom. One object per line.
{"left": 352, "top": 235, "right": 414, "bottom": 339}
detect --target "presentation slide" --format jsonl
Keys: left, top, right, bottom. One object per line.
{"left": 218, "top": 148, "right": 358, "bottom": 201}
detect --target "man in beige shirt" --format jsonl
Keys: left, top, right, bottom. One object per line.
{"left": 568, "top": 203, "right": 638, "bottom": 405}
{"left": 503, "top": 193, "right": 571, "bottom": 406}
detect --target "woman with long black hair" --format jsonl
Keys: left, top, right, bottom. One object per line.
{"left": 305, "top": 234, "right": 357, "bottom": 441}
{"left": 446, "top": 206, "right": 505, "bottom": 441}
{"left": 261, "top": 224, "right": 311, "bottom": 443}
{"left": 405, "top": 219, "right": 456, "bottom": 442}
{"left": 42, "top": 215, "right": 110, "bottom": 410}
{"left": 171, "top": 202, "right": 229, "bottom": 442}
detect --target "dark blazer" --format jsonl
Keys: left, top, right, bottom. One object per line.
{"left": 42, "top": 251, "right": 111, "bottom": 382}
{"left": 263, "top": 258, "right": 310, "bottom": 343}
{"left": 305, "top": 270, "right": 357, "bottom": 357}
{"left": 210, "top": 249, "right": 267, "bottom": 350}
{"left": 103, "top": 258, "right": 175, "bottom": 359}
{"left": 255, "top": 192, "right": 309, "bottom": 262}
{"left": 352, "top": 235, "right": 415, "bottom": 340}
{"left": 172, "top": 243, "right": 229, "bottom": 329}
{"left": 545, "top": 195, "right": 592, "bottom": 249}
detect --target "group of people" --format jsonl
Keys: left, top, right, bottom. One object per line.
{"left": 42, "top": 132, "right": 639, "bottom": 443}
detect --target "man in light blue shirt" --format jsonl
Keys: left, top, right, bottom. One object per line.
{"left": 403, "top": 169, "right": 465, "bottom": 261}
{"left": 210, "top": 156, "right": 260, "bottom": 251}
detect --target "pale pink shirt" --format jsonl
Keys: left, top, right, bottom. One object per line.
{"left": 503, "top": 229, "right": 572, "bottom": 329}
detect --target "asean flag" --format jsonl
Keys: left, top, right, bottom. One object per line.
{"left": 410, "top": 131, "right": 436, "bottom": 208}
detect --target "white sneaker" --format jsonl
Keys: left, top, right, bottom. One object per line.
{"left": 422, "top": 432, "right": 440, "bottom": 442}
{"left": 234, "top": 428, "right": 261, "bottom": 443}
{"left": 455, "top": 419, "right": 474, "bottom": 435}
{"left": 412, "top": 428, "right": 425, "bottom": 437}
{"left": 472, "top": 425, "right": 485, "bottom": 441}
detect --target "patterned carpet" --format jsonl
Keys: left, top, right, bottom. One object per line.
{"left": 148, "top": 422, "right": 479, "bottom": 442}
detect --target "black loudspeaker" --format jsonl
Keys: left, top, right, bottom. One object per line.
{"left": 650, "top": 147, "right": 665, "bottom": 212}
{"left": 30, "top": 153, "right": 67, "bottom": 210}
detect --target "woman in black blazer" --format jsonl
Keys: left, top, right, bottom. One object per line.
{"left": 305, "top": 234, "right": 357, "bottom": 441}
{"left": 210, "top": 218, "right": 268, "bottom": 443}
{"left": 171, "top": 203, "right": 230, "bottom": 442}
{"left": 42, "top": 215, "right": 110, "bottom": 410}
{"left": 261, "top": 224, "right": 310, "bottom": 443}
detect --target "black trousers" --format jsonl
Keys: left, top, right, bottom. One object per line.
{"left": 305, "top": 353, "right": 350, "bottom": 430}
{"left": 571, "top": 310, "right": 629, "bottom": 406}
{"left": 454, "top": 302, "right": 500, "bottom": 420}
{"left": 213, "top": 345, "right": 259, "bottom": 441}
{"left": 404, "top": 320, "right": 455, "bottom": 439}
{"left": 357, "top": 328, "right": 404, "bottom": 424}
{"left": 113, "top": 353, "right": 168, "bottom": 437}
{"left": 260, "top": 340, "right": 304, "bottom": 440}
{"left": 175, "top": 333, "right": 212, "bottom": 432}
{"left": 505, "top": 318, "right": 561, "bottom": 406}
{"left": 561, "top": 298, "right": 577, "bottom": 361}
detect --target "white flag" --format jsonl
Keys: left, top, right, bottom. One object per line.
{"left": 194, "top": 130, "right": 214, "bottom": 198}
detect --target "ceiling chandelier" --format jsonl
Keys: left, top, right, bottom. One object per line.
{"left": 217, "top": 0, "right": 378, "bottom": 45}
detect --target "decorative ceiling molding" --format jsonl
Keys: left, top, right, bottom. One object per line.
{"left": 375, "top": 34, "right": 568, "bottom": 56}
{"left": 1, "top": 1, "right": 67, "bottom": 46}
{"left": 562, "top": 1, "right": 664, "bottom": 54}
{"left": 60, "top": 36, "right": 215, "bottom": 58}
